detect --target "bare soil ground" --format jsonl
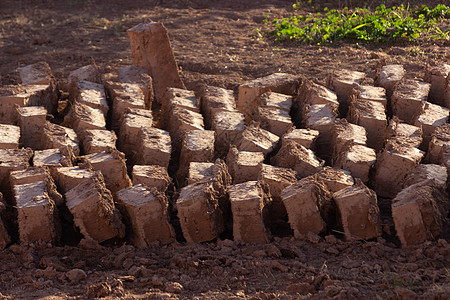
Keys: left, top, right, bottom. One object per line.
{"left": 0, "top": 0, "right": 449, "bottom": 299}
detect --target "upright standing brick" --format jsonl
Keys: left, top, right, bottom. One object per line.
{"left": 0, "top": 149, "right": 33, "bottom": 200}
{"left": 391, "top": 80, "right": 430, "bottom": 124}
{"left": 186, "top": 159, "right": 231, "bottom": 189}
{"left": 226, "top": 146, "right": 264, "bottom": 184}
{"left": 161, "top": 88, "right": 199, "bottom": 129}
{"left": 53, "top": 166, "right": 96, "bottom": 194}
{"left": 127, "top": 22, "right": 185, "bottom": 102}
{"left": 237, "top": 122, "right": 279, "bottom": 156}
{"left": 136, "top": 127, "right": 171, "bottom": 169}
{"left": 41, "top": 122, "right": 80, "bottom": 156}
{"left": 0, "top": 124, "right": 20, "bottom": 149}
{"left": 238, "top": 73, "right": 301, "bottom": 121}
{"left": 117, "top": 184, "right": 175, "bottom": 247}
{"left": 70, "top": 80, "right": 108, "bottom": 116}
{"left": 255, "top": 106, "right": 293, "bottom": 137}
{"left": 334, "top": 143, "right": 376, "bottom": 183}
{"left": 81, "top": 129, "right": 117, "bottom": 154}
{"left": 385, "top": 117, "right": 423, "bottom": 148}
{"left": 257, "top": 91, "right": 293, "bottom": 112}
{"left": 228, "top": 181, "right": 271, "bottom": 244}
{"left": 282, "top": 128, "right": 320, "bottom": 149}
{"left": 18, "top": 62, "right": 53, "bottom": 85}
{"left": 63, "top": 102, "right": 106, "bottom": 134}
{"left": 294, "top": 81, "right": 338, "bottom": 123}
{"left": 375, "top": 64, "right": 405, "bottom": 99}
{"left": 33, "top": 147, "right": 74, "bottom": 178}
{"left": 118, "top": 65, "right": 154, "bottom": 109}
{"left": 392, "top": 180, "right": 449, "bottom": 247}
{"left": 68, "top": 64, "right": 101, "bottom": 84}
{"left": 333, "top": 180, "right": 381, "bottom": 241}
{"left": 353, "top": 85, "right": 387, "bottom": 107}
{"left": 331, "top": 119, "right": 367, "bottom": 164}
{"left": 177, "top": 182, "right": 224, "bottom": 243}
{"left": 315, "top": 167, "right": 354, "bottom": 193}
{"left": 272, "top": 140, "right": 324, "bottom": 178}
{"left": 424, "top": 64, "right": 450, "bottom": 106}
{"left": 281, "top": 177, "right": 333, "bottom": 237}
{"left": 413, "top": 102, "right": 449, "bottom": 150}
{"left": 426, "top": 123, "right": 450, "bottom": 164}
{"left": 132, "top": 165, "right": 171, "bottom": 193}
{"left": 65, "top": 175, "right": 125, "bottom": 242}
{"left": 168, "top": 108, "right": 205, "bottom": 149}
{"left": 81, "top": 150, "right": 131, "bottom": 193}
{"left": 403, "top": 164, "right": 448, "bottom": 189}
{"left": 187, "top": 162, "right": 215, "bottom": 185}
{"left": 14, "top": 181, "right": 58, "bottom": 243}
{"left": 326, "top": 69, "right": 365, "bottom": 116}
{"left": 211, "top": 110, "right": 246, "bottom": 157}
{"left": 17, "top": 106, "right": 47, "bottom": 150}
{"left": 200, "top": 85, "right": 236, "bottom": 129}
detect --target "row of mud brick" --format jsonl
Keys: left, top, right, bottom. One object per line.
{"left": 0, "top": 22, "right": 449, "bottom": 251}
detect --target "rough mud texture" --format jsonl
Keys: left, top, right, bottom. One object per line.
{"left": 68, "top": 64, "right": 101, "bottom": 85}
{"left": 16, "top": 105, "right": 47, "bottom": 150}
{"left": 211, "top": 110, "right": 246, "bottom": 157}
{"left": 413, "top": 101, "right": 450, "bottom": 150}
{"left": 427, "top": 123, "right": 450, "bottom": 164}
{"left": 70, "top": 79, "right": 109, "bottom": 116}
{"left": 53, "top": 166, "right": 96, "bottom": 195}
{"left": 200, "top": 85, "right": 236, "bottom": 129}
{"left": 375, "top": 64, "right": 405, "bottom": 99}
{"left": 331, "top": 119, "right": 367, "bottom": 163}
{"left": 63, "top": 102, "right": 106, "bottom": 134}
{"left": 385, "top": 117, "right": 423, "bottom": 148}
{"left": 136, "top": 127, "right": 172, "bottom": 169}
{"left": 237, "top": 122, "right": 279, "bottom": 155}
{"left": 334, "top": 143, "right": 376, "bottom": 184}
{"left": 132, "top": 165, "right": 172, "bottom": 193}
{"left": 226, "top": 146, "right": 264, "bottom": 184}
{"left": 403, "top": 164, "right": 448, "bottom": 189}
{"left": 423, "top": 63, "right": 450, "bottom": 106}
{"left": 80, "top": 129, "right": 117, "bottom": 154}
{"left": 41, "top": 122, "right": 80, "bottom": 156}
{"left": 282, "top": 127, "right": 319, "bottom": 149}
{"left": 0, "top": 124, "right": 20, "bottom": 149}
{"left": 315, "top": 166, "right": 354, "bottom": 194}
{"left": 391, "top": 79, "right": 430, "bottom": 124}
{"left": 326, "top": 69, "right": 365, "bottom": 116}
{"left": 118, "top": 65, "right": 154, "bottom": 109}
{"left": 18, "top": 61, "right": 53, "bottom": 86}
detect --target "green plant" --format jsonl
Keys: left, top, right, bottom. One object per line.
{"left": 263, "top": 4, "right": 450, "bottom": 45}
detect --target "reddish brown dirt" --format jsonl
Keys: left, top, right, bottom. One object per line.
{"left": 1, "top": 0, "right": 449, "bottom": 299}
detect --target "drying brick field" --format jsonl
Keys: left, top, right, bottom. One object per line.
{"left": 0, "top": 0, "right": 449, "bottom": 299}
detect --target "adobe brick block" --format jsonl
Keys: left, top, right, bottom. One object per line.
{"left": 127, "top": 22, "right": 185, "bottom": 102}
{"left": 168, "top": 108, "right": 205, "bottom": 150}
{"left": 81, "top": 129, "right": 117, "bottom": 154}
{"left": 238, "top": 73, "right": 301, "bottom": 120}
{"left": 229, "top": 181, "right": 271, "bottom": 244}
{"left": 403, "top": 164, "right": 447, "bottom": 189}
{"left": 53, "top": 166, "right": 96, "bottom": 194}
{"left": 331, "top": 119, "right": 367, "bottom": 164}
{"left": 136, "top": 127, "right": 171, "bottom": 169}
{"left": 187, "top": 162, "right": 214, "bottom": 185}
{"left": 326, "top": 69, "right": 365, "bottom": 116}
{"left": 226, "top": 146, "right": 264, "bottom": 184}
{"left": 282, "top": 128, "right": 320, "bottom": 149}
{"left": 118, "top": 65, "right": 153, "bottom": 109}
{"left": 65, "top": 174, "right": 125, "bottom": 242}
{"left": 334, "top": 143, "right": 376, "bottom": 183}
{"left": 271, "top": 140, "right": 324, "bottom": 178}
{"left": 68, "top": 64, "right": 101, "bottom": 84}
{"left": 424, "top": 64, "right": 450, "bottom": 106}
{"left": 426, "top": 123, "right": 450, "bottom": 164}
{"left": 385, "top": 117, "right": 423, "bottom": 148}
{"left": 258, "top": 164, "right": 297, "bottom": 199}
{"left": 132, "top": 165, "right": 171, "bottom": 193}
{"left": 33, "top": 147, "right": 75, "bottom": 178}
{"left": 117, "top": 184, "right": 175, "bottom": 246}
{"left": 177, "top": 181, "right": 224, "bottom": 242}
{"left": 0, "top": 124, "right": 20, "bottom": 149}
{"left": 353, "top": 85, "right": 387, "bottom": 107}
{"left": 391, "top": 79, "right": 430, "bottom": 124}
{"left": 315, "top": 166, "right": 354, "bottom": 193}
{"left": 294, "top": 81, "right": 338, "bottom": 123}
{"left": 258, "top": 91, "right": 292, "bottom": 112}
{"left": 161, "top": 88, "right": 199, "bottom": 129}
{"left": 63, "top": 102, "right": 106, "bottom": 135}
{"left": 41, "top": 122, "right": 80, "bottom": 156}
{"left": 237, "top": 122, "right": 279, "bottom": 156}
{"left": 14, "top": 181, "right": 58, "bottom": 243}
{"left": 413, "top": 102, "right": 449, "bottom": 150}
{"left": 18, "top": 61, "right": 53, "bottom": 85}
{"left": 375, "top": 64, "right": 405, "bottom": 98}
{"left": 255, "top": 106, "right": 293, "bottom": 137}
{"left": 17, "top": 106, "right": 47, "bottom": 150}
{"left": 281, "top": 177, "right": 333, "bottom": 237}
{"left": 70, "top": 80, "right": 108, "bottom": 116}
{"left": 0, "top": 148, "right": 33, "bottom": 200}
{"left": 186, "top": 159, "right": 231, "bottom": 188}
{"left": 211, "top": 110, "right": 245, "bottom": 157}
{"left": 392, "top": 180, "right": 449, "bottom": 247}
{"left": 347, "top": 99, "right": 387, "bottom": 151}
{"left": 200, "top": 85, "right": 236, "bottom": 129}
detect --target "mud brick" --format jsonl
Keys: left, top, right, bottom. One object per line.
{"left": 426, "top": 124, "right": 450, "bottom": 164}
{"left": 177, "top": 181, "right": 224, "bottom": 243}
{"left": 258, "top": 164, "right": 297, "bottom": 199}
{"left": 385, "top": 118, "right": 423, "bottom": 148}
{"left": 117, "top": 184, "right": 175, "bottom": 247}
{"left": 228, "top": 181, "right": 271, "bottom": 243}
{"left": 334, "top": 143, "right": 376, "bottom": 183}
{"left": 271, "top": 140, "right": 324, "bottom": 178}
{"left": 65, "top": 174, "right": 125, "bottom": 242}
{"left": 258, "top": 91, "right": 292, "bottom": 112}
{"left": 0, "top": 198, "right": 10, "bottom": 250}
{"left": 168, "top": 108, "right": 205, "bottom": 148}
{"left": 177, "top": 130, "right": 215, "bottom": 185}
{"left": 424, "top": 64, "right": 450, "bottom": 106}
{"left": 333, "top": 180, "right": 381, "bottom": 241}
{"left": 200, "top": 85, "right": 236, "bottom": 129}
{"left": 70, "top": 80, "right": 108, "bottom": 116}
{"left": 41, "top": 122, "right": 80, "bottom": 156}
{"left": 238, "top": 73, "right": 301, "bottom": 121}
{"left": 0, "top": 84, "right": 54, "bottom": 124}
{"left": 68, "top": 64, "right": 101, "bottom": 84}
{"left": 118, "top": 65, "right": 153, "bottom": 109}
{"left": 373, "top": 141, "right": 425, "bottom": 198}
{"left": 375, "top": 64, "right": 405, "bottom": 98}
{"left": 331, "top": 119, "right": 367, "bottom": 163}
{"left": 413, "top": 102, "right": 449, "bottom": 150}
{"left": 391, "top": 80, "right": 430, "bottom": 124}
{"left": 226, "top": 146, "right": 264, "bottom": 184}
{"left": 33, "top": 147, "right": 75, "bottom": 177}
{"left": 187, "top": 159, "right": 231, "bottom": 187}
{"left": 237, "top": 122, "right": 279, "bottom": 156}
{"left": 16, "top": 106, "right": 47, "bottom": 150}
{"left": 348, "top": 99, "right": 387, "bottom": 151}
{"left": 281, "top": 177, "right": 333, "bottom": 237}
{"left": 105, "top": 81, "right": 145, "bottom": 130}
{"left": 315, "top": 166, "right": 354, "bottom": 193}
{"left": 63, "top": 102, "right": 106, "bottom": 135}
{"left": 162, "top": 88, "right": 199, "bottom": 128}
{"left": 0, "top": 124, "right": 20, "bottom": 149}
{"left": 0, "top": 149, "right": 33, "bottom": 200}
{"left": 353, "top": 85, "right": 387, "bottom": 108}
{"left": 18, "top": 62, "right": 53, "bottom": 85}
{"left": 294, "top": 81, "right": 339, "bottom": 122}
{"left": 53, "top": 166, "right": 96, "bottom": 194}
{"left": 187, "top": 162, "right": 214, "bottom": 185}
{"left": 136, "top": 127, "right": 171, "bottom": 168}
{"left": 81, "top": 129, "right": 117, "bottom": 154}
{"left": 326, "top": 69, "right": 365, "bottom": 116}
{"left": 127, "top": 22, "right": 185, "bottom": 102}
{"left": 255, "top": 106, "right": 293, "bottom": 137}
{"left": 132, "top": 165, "right": 171, "bottom": 193}
{"left": 118, "top": 108, "right": 153, "bottom": 162}
{"left": 282, "top": 128, "right": 320, "bottom": 149}
{"left": 211, "top": 110, "right": 246, "bottom": 157}
{"left": 14, "top": 181, "right": 58, "bottom": 243}
{"left": 392, "top": 180, "right": 449, "bottom": 247}
{"left": 404, "top": 164, "right": 447, "bottom": 189}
